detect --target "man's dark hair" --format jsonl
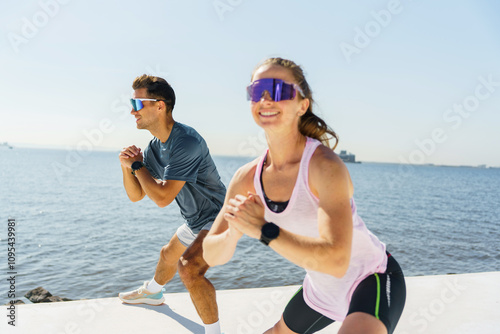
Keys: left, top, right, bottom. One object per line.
{"left": 132, "top": 75, "right": 176, "bottom": 113}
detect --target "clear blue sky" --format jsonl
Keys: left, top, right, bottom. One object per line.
{"left": 1, "top": 0, "right": 499, "bottom": 167}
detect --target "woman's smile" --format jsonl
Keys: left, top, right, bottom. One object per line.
{"left": 259, "top": 109, "right": 280, "bottom": 117}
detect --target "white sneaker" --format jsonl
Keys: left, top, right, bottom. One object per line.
{"left": 118, "top": 281, "right": 165, "bottom": 305}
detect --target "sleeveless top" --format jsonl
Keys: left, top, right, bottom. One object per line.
{"left": 253, "top": 137, "right": 388, "bottom": 321}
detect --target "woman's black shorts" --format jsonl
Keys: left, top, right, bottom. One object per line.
{"left": 282, "top": 252, "right": 406, "bottom": 334}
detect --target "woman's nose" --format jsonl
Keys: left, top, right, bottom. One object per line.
{"left": 260, "top": 90, "right": 273, "bottom": 102}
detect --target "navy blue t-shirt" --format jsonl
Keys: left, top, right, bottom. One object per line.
{"left": 143, "top": 122, "right": 226, "bottom": 232}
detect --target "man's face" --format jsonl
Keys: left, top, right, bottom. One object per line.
{"left": 131, "top": 88, "right": 161, "bottom": 130}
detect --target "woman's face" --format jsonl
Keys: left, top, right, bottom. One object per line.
{"left": 250, "top": 65, "right": 309, "bottom": 134}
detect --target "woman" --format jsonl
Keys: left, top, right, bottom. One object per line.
{"left": 203, "top": 58, "right": 406, "bottom": 334}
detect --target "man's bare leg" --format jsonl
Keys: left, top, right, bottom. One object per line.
{"left": 153, "top": 233, "right": 187, "bottom": 285}
{"left": 119, "top": 233, "right": 187, "bottom": 305}
{"left": 178, "top": 230, "right": 219, "bottom": 324}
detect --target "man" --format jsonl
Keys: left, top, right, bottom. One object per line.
{"left": 118, "top": 74, "right": 226, "bottom": 334}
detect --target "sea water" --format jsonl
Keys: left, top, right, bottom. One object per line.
{"left": 1, "top": 148, "right": 499, "bottom": 304}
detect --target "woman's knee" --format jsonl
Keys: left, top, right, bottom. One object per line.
{"left": 265, "top": 316, "right": 296, "bottom": 334}
{"left": 339, "top": 312, "right": 387, "bottom": 334}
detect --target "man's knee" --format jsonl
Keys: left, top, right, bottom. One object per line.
{"left": 178, "top": 254, "right": 208, "bottom": 286}
{"left": 159, "top": 243, "right": 182, "bottom": 266}
{"left": 160, "top": 244, "right": 171, "bottom": 261}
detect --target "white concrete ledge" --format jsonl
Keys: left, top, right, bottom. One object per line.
{"left": 3, "top": 272, "right": 499, "bottom": 333}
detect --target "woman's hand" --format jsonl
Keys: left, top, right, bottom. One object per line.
{"left": 224, "top": 192, "right": 266, "bottom": 239}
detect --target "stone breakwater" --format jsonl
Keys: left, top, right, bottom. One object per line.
{"left": 4, "top": 287, "right": 73, "bottom": 305}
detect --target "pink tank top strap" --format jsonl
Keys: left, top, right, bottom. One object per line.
{"left": 297, "top": 137, "right": 322, "bottom": 196}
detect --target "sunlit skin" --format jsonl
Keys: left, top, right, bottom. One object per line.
{"left": 120, "top": 88, "right": 174, "bottom": 169}
{"left": 240, "top": 65, "right": 312, "bottom": 210}
{"left": 204, "top": 64, "right": 387, "bottom": 333}
{"left": 131, "top": 88, "right": 164, "bottom": 131}
{"left": 250, "top": 65, "right": 309, "bottom": 140}
{"left": 117, "top": 86, "right": 219, "bottom": 325}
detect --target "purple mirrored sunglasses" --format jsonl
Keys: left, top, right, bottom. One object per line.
{"left": 246, "top": 78, "right": 305, "bottom": 102}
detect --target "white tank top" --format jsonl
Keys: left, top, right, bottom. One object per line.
{"left": 253, "top": 137, "right": 388, "bottom": 321}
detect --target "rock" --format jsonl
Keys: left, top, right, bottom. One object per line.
{"left": 25, "top": 287, "right": 52, "bottom": 303}
{"left": 40, "top": 296, "right": 64, "bottom": 303}
{"left": 24, "top": 287, "right": 73, "bottom": 303}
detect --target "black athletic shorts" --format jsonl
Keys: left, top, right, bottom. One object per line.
{"left": 282, "top": 252, "right": 406, "bottom": 334}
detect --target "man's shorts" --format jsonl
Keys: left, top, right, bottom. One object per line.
{"left": 176, "top": 221, "right": 214, "bottom": 247}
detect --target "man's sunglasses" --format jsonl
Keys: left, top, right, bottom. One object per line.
{"left": 130, "top": 98, "right": 165, "bottom": 111}
{"left": 246, "top": 78, "right": 305, "bottom": 102}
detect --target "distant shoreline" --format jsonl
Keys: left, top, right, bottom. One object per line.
{"left": 2, "top": 145, "right": 499, "bottom": 169}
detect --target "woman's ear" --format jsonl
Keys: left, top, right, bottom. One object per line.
{"left": 299, "top": 98, "right": 310, "bottom": 116}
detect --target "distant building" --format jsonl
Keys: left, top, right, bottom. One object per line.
{"left": 339, "top": 150, "right": 358, "bottom": 163}
{"left": 1, "top": 142, "right": 13, "bottom": 149}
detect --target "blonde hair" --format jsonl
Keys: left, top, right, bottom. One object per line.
{"left": 252, "top": 58, "right": 339, "bottom": 150}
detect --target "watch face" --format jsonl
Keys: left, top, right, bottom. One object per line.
{"left": 131, "top": 161, "right": 143, "bottom": 170}
{"left": 262, "top": 222, "right": 280, "bottom": 239}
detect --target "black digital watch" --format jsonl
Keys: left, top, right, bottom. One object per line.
{"left": 259, "top": 222, "right": 280, "bottom": 246}
{"left": 131, "top": 161, "right": 145, "bottom": 176}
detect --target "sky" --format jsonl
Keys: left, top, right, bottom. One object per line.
{"left": 1, "top": 0, "right": 499, "bottom": 167}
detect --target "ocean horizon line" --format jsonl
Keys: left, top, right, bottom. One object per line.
{"left": 2, "top": 143, "right": 499, "bottom": 169}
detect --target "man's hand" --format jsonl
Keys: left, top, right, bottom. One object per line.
{"left": 119, "top": 145, "right": 144, "bottom": 169}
